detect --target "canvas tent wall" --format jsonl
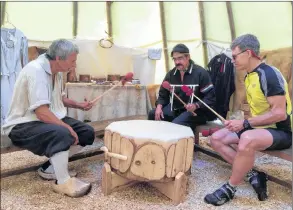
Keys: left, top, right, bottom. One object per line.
{"left": 1, "top": 1, "right": 292, "bottom": 84}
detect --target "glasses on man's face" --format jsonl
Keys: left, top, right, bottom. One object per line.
{"left": 232, "top": 50, "right": 248, "bottom": 60}
{"left": 172, "top": 56, "right": 185, "bottom": 62}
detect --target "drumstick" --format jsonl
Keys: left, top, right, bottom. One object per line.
{"left": 90, "top": 72, "right": 133, "bottom": 105}
{"left": 181, "top": 85, "right": 225, "bottom": 122}
{"left": 162, "top": 81, "right": 197, "bottom": 116}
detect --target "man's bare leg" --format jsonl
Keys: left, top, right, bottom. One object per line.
{"left": 210, "top": 128, "right": 240, "bottom": 164}
{"left": 229, "top": 129, "right": 273, "bottom": 185}
{"left": 205, "top": 129, "right": 273, "bottom": 206}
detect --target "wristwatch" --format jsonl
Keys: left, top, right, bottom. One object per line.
{"left": 243, "top": 119, "right": 252, "bottom": 129}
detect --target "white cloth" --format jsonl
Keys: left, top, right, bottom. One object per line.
{"left": 2, "top": 54, "right": 66, "bottom": 135}
{"left": 206, "top": 41, "right": 232, "bottom": 62}
{"left": 1, "top": 28, "right": 28, "bottom": 125}
{"left": 132, "top": 48, "right": 156, "bottom": 85}
{"left": 148, "top": 48, "right": 162, "bottom": 60}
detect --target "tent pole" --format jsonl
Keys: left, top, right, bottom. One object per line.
{"left": 226, "top": 2, "right": 236, "bottom": 40}
{"left": 106, "top": 1, "right": 113, "bottom": 40}
{"left": 1, "top": 1, "right": 6, "bottom": 26}
{"left": 159, "top": 2, "right": 170, "bottom": 73}
{"left": 72, "top": 2, "right": 78, "bottom": 37}
{"left": 198, "top": 2, "right": 208, "bottom": 68}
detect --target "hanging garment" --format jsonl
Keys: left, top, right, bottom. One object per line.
{"left": 1, "top": 28, "right": 28, "bottom": 125}
{"left": 207, "top": 53, "right": 235, "bottom": 119}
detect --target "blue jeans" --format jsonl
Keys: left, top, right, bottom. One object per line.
{"left": 148, "top": 104, "right": 207, "bottom": 130}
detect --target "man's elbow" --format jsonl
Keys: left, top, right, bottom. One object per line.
{"left": 34, "top": 105, "right": 49, "bottom": 121}
{"left": 35, "top": 110, "right": 45, "bottom": 121}
{"left": 274, "top": 110, "right": 287, "bottom": 122}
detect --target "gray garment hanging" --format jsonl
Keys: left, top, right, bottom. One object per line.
{"left": 1, "top": 27, "right": 28, "bottom": 126}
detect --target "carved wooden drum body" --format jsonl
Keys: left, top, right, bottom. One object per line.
{"left": 104, "top": 120, "right": 194, "bottom": 182}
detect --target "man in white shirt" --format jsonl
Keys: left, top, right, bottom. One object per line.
{"left": 2, "top": 39, "right": 95, "bottom": 197}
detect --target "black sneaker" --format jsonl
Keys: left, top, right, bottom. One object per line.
{"left": 248, "top": 170, "right": 268, "bottom": 201}
{"left": 204, "top": 183, "right": 236, "bottom": 206}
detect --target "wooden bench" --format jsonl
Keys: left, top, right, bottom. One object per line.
{"left": 262, "top": 148, "right": 292, "bottom": 162}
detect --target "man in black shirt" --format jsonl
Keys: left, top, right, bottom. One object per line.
{"left": 148, "top": 44, "right": 216, "bottom": 130}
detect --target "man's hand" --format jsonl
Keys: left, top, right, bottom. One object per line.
{"left": 155, "top": 105, "right": 164, "bottom": 121}
{"left": 66, "top": 126, "right": 79, "bottom": 145}
{"left": 185, "top": 103, "right": 197, "bottom": 113}
{"left": 34, "top": 105, "right": 79, "bottom": 145}
{"left": 225, "top": 120, "right": 244, "bottom": 132}
{"left": 77, "top": 101, "right": 93, "bottom": 111}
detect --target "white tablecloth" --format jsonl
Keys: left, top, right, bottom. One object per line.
{"left": 66, "top": 83, "right": 152, "bottom": 122}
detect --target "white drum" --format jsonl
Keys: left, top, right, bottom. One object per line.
{"left": 103, "top": 120, "right": 194, "bottom": 181}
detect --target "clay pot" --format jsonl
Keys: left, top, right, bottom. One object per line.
{"left": 67, "top": 72, "right": 77, "bottom": 82}
{"left": 79, "top": 74, "right": 91, "bottom": 82}
{"left": 107, "top": 74, "right": 120, "bottom": 81}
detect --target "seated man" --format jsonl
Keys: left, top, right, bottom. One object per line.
{"left": 204, "top": 34, "right": 292, "bottom": 206}
{"left": 148, "top": 44, "right": 216, "bottom": 130}
{"left": 2, "top": 39, "right": 95, "bottom": 197}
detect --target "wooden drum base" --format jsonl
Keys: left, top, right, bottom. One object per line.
{"left": 102, "top": 162, "right": 188, "bottom": 205}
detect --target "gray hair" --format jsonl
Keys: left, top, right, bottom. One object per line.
{"left": 230, "top": 34, "right": 260, "bottom": 55}
{"left": 47, "top": 39, "right": 79, "bottom": 60}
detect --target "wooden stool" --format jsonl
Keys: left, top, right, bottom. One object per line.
{"left": 101, "top": 120, "right": 195, "bottom": 205}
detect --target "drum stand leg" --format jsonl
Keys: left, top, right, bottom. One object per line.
{"left": 102, "top": 162, "right": 138, "bottom": 195}
{"left": 150, "top": 172, "right": 187, "bottom": 205}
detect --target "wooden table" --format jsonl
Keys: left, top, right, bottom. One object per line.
{"left": 66, "top": 83, "right": 152, "bottom": 122}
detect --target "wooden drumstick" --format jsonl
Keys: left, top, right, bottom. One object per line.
{"left": 90, "top": 72, "right": 133, "bottom": 105}
{"left": 181, "top": 85, "right": 225, "bottom": 122}
{"left": 100, "top": 146, "right": 128, "bottom": 160}
{"left": 162, "top": 81, "right": 197, "bottom": 116}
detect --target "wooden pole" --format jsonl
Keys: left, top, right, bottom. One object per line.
{"left": 159, "top": 2, "right": 170, "bottom": 73}
{"left": 198, "top": 2, "right": 208, "bottom": 68}
{"left": 1, "top": 2, "right": 6, "bottom": 26}
{"left": 226, "top": 2, "right": 236, "bottom": 40}
{"left": 72, "top": 2, "right": 78, "bottom": 37}
{"left": 106, "top": 1, "right": 113, "bottom": 39}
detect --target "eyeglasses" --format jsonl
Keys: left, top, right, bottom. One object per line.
{"left": 232, "top": 50, "right": 248, "bottom": 60}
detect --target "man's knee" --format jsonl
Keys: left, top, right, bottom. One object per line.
{"left": 53, "top": 126, "right": 74, "bottom": 143}
{"left": 210, "top": 130, "right": 226, "bottom": 149}
{"left": 171, "top": 111, "right": 191, "bottom": 125}
{"left": 46, "top": 126, "right": 75, "bottom": 157}
{"left": 238, "top": 133, "right": 254, "bottom": 153}
{"left": 79, "top": 124, "right": 95, "bottom": 146}
{"left": 148, "top": 109, "right": 156, "bottom": 120}
{"left": 210, "top": 135, "right": 220, "bottom": 150}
